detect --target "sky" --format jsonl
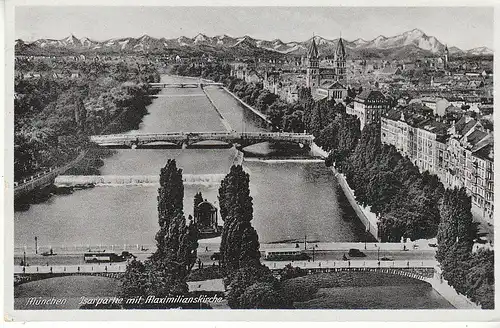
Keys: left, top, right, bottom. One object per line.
{"left": 15, "top": 6, "right": 493, "bottom": 50}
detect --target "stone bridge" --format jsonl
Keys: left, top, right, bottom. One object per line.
{"left": 14, "top": 151, "right": 88, "bottom": 199}
{"left": 89, "top": 132, "right": 315, "bottom": 149}
{"left": 148, "top": 82, "right": 223, "bottom": 89}
{"left": 14, "top": 260, "right": 435, "bottom": 285}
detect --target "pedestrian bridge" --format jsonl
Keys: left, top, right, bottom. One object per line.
{"left": 149, "top": 82, "right": 223, "bottom": 89}
{"left": 90, "top": 132, "right": 315, "bottom": 149}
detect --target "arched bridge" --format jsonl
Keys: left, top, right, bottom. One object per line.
{"left": 89, "top": 132, "right": 315, "bottom": 149}
{"left": 14, "top": 260, "right": 435, "bottom": 285}
{"left": 149, "top": 82, "right": 223, "bottom": 89}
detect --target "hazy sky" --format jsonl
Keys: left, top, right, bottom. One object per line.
{"left": 15, "top": 6, "right": 493, "bottom": 50}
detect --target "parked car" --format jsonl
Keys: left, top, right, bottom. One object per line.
{"left": 380, "top": 257, "right": 393, "bottom": 261}
{"left": 348, "top": 249, "right": 366, "bottom": 257}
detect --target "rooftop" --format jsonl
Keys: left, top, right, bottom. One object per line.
{"left": 418, "top": 119, "right": 449, "bottom": 135}
{"left": 472, "top": 142, "right": 494, "bottom": 162}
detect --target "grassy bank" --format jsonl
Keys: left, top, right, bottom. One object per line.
{"left": 282, "top": 271, "right": 454, "bottom": 309}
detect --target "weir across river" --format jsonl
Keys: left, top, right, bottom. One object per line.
{"left": 55, "top": 174, "right": 226, "bottom": 186}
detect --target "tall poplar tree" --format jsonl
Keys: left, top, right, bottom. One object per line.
{"left": 122, "top": 159, "right": 198, "bottom": 305}
{"left": 218, "top": 165, "right": 260, "bottom": 273}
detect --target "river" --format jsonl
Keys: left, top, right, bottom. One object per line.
{"left": 14, "top": 74, "right": 454, "bottom": 309}
{"left": 14, "top": 74, "right": 371, "bottom": 249}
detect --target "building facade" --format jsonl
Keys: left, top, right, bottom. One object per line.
{"left": 347, "top": 90, "right": 389, "bottom": 130}
{"left": 382, "top": 111, "right": 494, "bottom": 223}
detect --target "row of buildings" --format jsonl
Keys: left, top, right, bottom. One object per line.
{"left": 344, "top": 88, "right": 493, "bottom": 223}
{"left": 228, "top": 38, "right": 494, "bottom": 224}
{"left": 379, "top": 106, "right": 494, "bottom": 223}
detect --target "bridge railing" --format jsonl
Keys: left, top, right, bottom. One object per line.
{"left": 91, "top": 131, "right": 314, "bottom": 141}
{"left": 14, "top": 150, "right": 88, "bottom": 197}
{"left": 263, "top": 259, "right": 437, "bottom": 270}
{"left": 15, "top": 264, "right": 127, "bottom": 274}
{"left": 15, "top": 259, "right": 437, "bottom": 275}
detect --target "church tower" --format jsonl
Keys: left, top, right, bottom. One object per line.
{"left": 306, "top": 37, "right": 320, "bottom": 88}
{"left": 334, "top": 37, "right": 347, "bottom": 83}
{"left": 444, "top": 44, "right": 449, "bottom": 70}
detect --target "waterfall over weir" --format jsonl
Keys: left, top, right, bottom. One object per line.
{"left": 55, "top": 174, "right": 226, "bottom": 187}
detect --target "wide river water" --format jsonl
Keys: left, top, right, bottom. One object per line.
{"left": 13, "top": 75, "right": 454, "bottom": 309}
{"left": 15, "top": 75, "right": 371, "bottom": 248}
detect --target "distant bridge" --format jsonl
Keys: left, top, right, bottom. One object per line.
{"left": 14, "top": 260, "right": 436, "bottom": 285}
{"left": 148, "top": 82, "right": 223, "bottom": 89}
{"left": 90, "top": 132, "right": 314, "bottom": 149}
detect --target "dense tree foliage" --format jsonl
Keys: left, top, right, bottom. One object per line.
{"left": 14, "top": 58, "right": 160, "bottom": 180}
{"left": 157, "top": 159, "right": 184, "bottom": 228}
{"left": 435, "top": 188, "right": 493, "bottom": 308}
{"left": 239, "top": 282, "right": 290, "bottom": 309}
{"left": 218, "top": 165, "right": 260, "bottom": 273}
{"left": 121, "top": 160, "right": 198, "bottom": 308}
{"left": 217, "top": 165, "right": 291, "bottom": 309}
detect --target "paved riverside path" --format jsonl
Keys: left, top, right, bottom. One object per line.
{"left": 14, "top": 241, "right": 437, "bottom": 256}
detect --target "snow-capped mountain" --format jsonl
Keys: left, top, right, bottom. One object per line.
{"left": 15, "top": 30, "right": 492, "bottom": 59}
{"left": 351, "top": 38, "right": 368, "bottom": 47}
{"left": 466, "top": 47, "right": 493, "bottom": 56}
{"left": 359, "top": 29, "right": 445, "bottom": 53}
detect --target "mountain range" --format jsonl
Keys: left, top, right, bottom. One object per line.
{"left": 15, "top": 29, "right": 493, "bottom": 59}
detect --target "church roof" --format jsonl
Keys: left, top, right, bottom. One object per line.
{"left": 335, "top": 38, "right": 346, "bottom": 60}
{"left": 307, "top": 37, "right": 319, "bottom": 58}
{"left": 320, "top": 80, "right": 345, "bottom": 90}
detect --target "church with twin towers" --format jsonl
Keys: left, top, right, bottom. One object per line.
{"left": 305, "top": 36, "right": 348, "bottom": 102}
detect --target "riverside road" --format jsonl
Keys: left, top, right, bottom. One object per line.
{"left": 15, "top": 242, "right": 437, "bottom": 267}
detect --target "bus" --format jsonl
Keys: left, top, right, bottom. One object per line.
{"left": 83, "top": 252, "right": 127, "bottom": 263}
{"left": 264, "top": 249, "right": 310, "bottom": 261}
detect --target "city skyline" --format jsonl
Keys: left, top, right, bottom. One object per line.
{"left": 16, "top": 6, "right": 493, "bottom": 50}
